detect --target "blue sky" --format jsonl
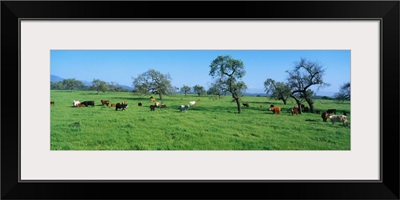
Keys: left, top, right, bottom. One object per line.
{"left": 50, "top": 50, "right": 350, "bottom": 96}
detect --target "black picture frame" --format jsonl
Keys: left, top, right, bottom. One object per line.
{"left": 2, "top": 1, "right": 399, "bottom": 199}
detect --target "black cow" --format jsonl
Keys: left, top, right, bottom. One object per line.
{"left": 81, "top": 101, "right": 95, "bottom": 107}
{"left": 115, "top": 103, "right": 128, "bottom": 111}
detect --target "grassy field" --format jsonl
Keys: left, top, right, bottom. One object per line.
{"left": 50, "top": 90, "right": 350, "bottom": 150}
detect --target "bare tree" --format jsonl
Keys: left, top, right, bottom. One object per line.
{"left": 286, "top": 58, "right": 330, "bottom": 113}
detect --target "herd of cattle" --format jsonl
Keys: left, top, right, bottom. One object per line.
{"left": 51, "top": 97, "right": 349, "bottom": 126}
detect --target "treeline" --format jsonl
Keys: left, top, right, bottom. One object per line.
{"left": 51, "top": 78, "right": 130, "bottom": 93}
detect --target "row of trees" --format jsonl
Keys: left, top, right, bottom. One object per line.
{"left": 132, "top": 56, "right": 350, "bottom": 114}
{"left": 51, "top": 79, "right": 129, "bottom": 93}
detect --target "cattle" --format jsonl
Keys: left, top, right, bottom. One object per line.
{"left": 138, "top": 102, "right": 142, "bottom": 106}
{"left": 197, "top": 98, "right": 201, "bottom": 102}
{"left": 50, "top": 101, "right": 55, "bottom": 105}
{"left": 179, "top": 105, "right": 189, "bottom": 112}
{"left": 151, "top": 98, "right": 156, "bottom": 103}
{"left": 77, "top": 103, "right": 85, "bottom": 107}
{"left": 150, "top": 105, "right": 156, "bottom": 111}
{"left": 115, "top": 103, "right": 128, "bottom": 111}
{"left": 101, "top": 100, "right": 110, "bottom": 106}
{"left": 326, "top": 109, "right": 337, "bottom": 115}
{"left": 111, "top": 104, "right": 116, "bottom": 107}
{"left": 242, "top": 102, "right": 250, "bottom": 107}
{"left": 329, "top": 115, "right": 348, "bottom": 126}
{"left": 269, "top": 106, "right": 281, "bottom": 114}
{"left": 321, "top": 112, "right": 329, "bottom": 122}
{"left": 73, "top": 100, "right": 80, "bottom": 107}
{"left": 189, "top": 101, "right": 197, "bottom": 107}
{"left": 81, "top": 101, "right": 95, "bottom": 107}
{"left": 291, "top": 107, "right": 299, "bottom": 115}
{"left": 260, "top": 105, "right": 263, "bottom": 110}
{"left": 343, "top": 111, "right": 347, "bottom": 116}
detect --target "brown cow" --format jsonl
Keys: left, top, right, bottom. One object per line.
{"left": 138, "top": 102, "right": 142, "bottom": 106}
{"left": 291, "top": 107, "right": 299, "bottom": 115}
{"left": 101, "top": 100, "right": 110, "bottom": 106}
{"left": 50, "top": 101, "right": 55, "bottom": 105}
{"left": 321, "top": 112, "right": 329, "bottom": 122}
{"left": 269, "top": 106, "right": 281, "bottom": 114}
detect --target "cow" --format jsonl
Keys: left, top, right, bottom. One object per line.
{"left": 180, "top": 105, "right": 189, "bottom": 112}
{"left": 269, "top": 106, "right": 281, "bottom": 114}
{"left": 101, "top": 100, "right": 110, "bottom": 106}
{"left": 291, "top": 107, "right": 299, "bottom": 115}
{"left": 115, "top": 103, "right": 128, "bottom": 111}
{"left": 77, "top": 103, "right": 86, "bottom": 107}
{"left": 50, "top": 101, "right": 55, "bottom": 105}
{"left": 343, "top": 111, "right": 347, "bottom": 116}
{"left": 150, "top": 105, "right": 156, "bottom": 111}
{"left": 73, "top": 100, "right": 80, "bottom": 107}
{"left": 329, "top": 115, "right": 348, "bottom": 126}
{"left": 81, "top": 101, "right": 95, "bottom": 107}
{"left": 321, "top": 112, "right": 329, "bottom": 122}
{"left": 326, "top": 109, "right": 337, "bottom": 115}
{"left": 138, "top": 102, "right": 142, "bottom": 106}
{"left": 242, "top": 102, "right": 250, "bottom": 107}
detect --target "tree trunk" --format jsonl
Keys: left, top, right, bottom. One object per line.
{"left": 232, "top": 90, "right": 241, "bottom": 114}
{"left": 282, "top": 98, "right": 287, "bottom": 105}
{"left": 305, "top": 98, "right": 315, "bottom": 113}
{"left": 159, "top": 93, "right": 163, "bottom": 100}
{"left": 290, "top": 94, "right": 302, "bottom": 113}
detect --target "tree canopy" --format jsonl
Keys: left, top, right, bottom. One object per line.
{"left": 132, "top": 69, "right": 174, "bottom": 100}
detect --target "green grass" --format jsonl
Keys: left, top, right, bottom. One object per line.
{"left": 50, "top": 90, "right": 350, "bottom": 150}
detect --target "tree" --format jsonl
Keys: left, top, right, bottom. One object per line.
{"left": 207, "top": 78, "right": 227, "bottom": 98}
{"left": 91, "top": 79, "right": 108, "bottom": 94}
{"left": 193, "top": 85, "right": 206, "bottom": 96}
{"left": 132, "top": 69, "right": 174, "bottom": 100}
{"left": 180, "top": 85, "right": 191, "bottom": 97}
{"left": 209, "top": 55, "right": 246, "bottom": 114}
{"left": 264, "top": 78, "right": 292, "bottom": 105}
{"left": 334, "top": 82, "right": 350, "bottom": 102}
{"left": 286, "top": 58, "right": 330, "bottom": 113}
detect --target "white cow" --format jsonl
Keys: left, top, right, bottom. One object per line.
{"left": 73, "top": 100, "right": 80, "bottom": 107}
{"left": 329, "top": 115, "right": 348, "bottom": 126}
{"left": 189, "top": 101, "right": 197, "bottom": 107}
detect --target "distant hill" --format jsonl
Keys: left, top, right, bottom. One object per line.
{"left": 50, "top": 75, "right": 64, "bottom": 82}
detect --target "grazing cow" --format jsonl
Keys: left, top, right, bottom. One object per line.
{"left": 138, "top": 102, "right": 142, "bottom": 106}
{"left": 150, "top": 105, "right": 156, "bottom": 111}
{"left": 291, "top": 107, "right": 299, "bottom": 115}
{"left": 326, "top": 109, "right": 337, "bottom": 115}
{"left": 151, "top": 98, "right": 156, "bottom": 103}
{"left": 115, "top": 103, "right": 128, "bottom": 111}
{"left": 50, "top": 101, "right": 55, "bottom": 105}
{"left": 269, "top": 106, "right": 281, "bottom": 114}
{"left": 197, "top": 98, "right": 201, "bottom": 102}
{"left": 242, "top": 102, "right": 250, "bottom": 107}
{"left": 111, "top": 103, "right": 116, "bottom": 107}
{"left": 77, "top": 103, "right": 85, "bottom": 107}
{"left": 73, "top": 100, "right": 80, "bottom": 107}
{"left": 189, "top": 101, "right": 197, "bottom": 107}
{"left": 101, "top": 100, "right": 110, "bottom": 106}
{"left": 329, "top": 115, "right": 348, "bottom": 126}
{"left": 321, "top": 112, "right": 329, "bottom": 122}
{"left": 180, "top": 105, "right": 189, "bottom": 112}
{"left": 81, "top": 101, "right": 95, "bottom": 107}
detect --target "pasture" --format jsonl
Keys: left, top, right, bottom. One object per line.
{"left": 50, "top": 90, "right": 350, "bottom": 150}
